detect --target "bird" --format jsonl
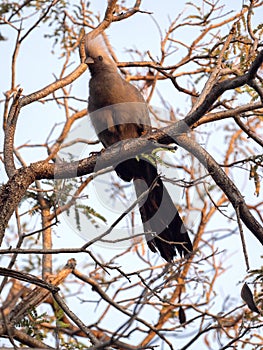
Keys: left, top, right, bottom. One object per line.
{"left": 85, "top": 35, "right": 193, "bottom": 262}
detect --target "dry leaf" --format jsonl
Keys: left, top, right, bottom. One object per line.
{"left": 179, "top": 306, "right": 186, "bottom": 324}
{"left": 241, "top": 283, "right": 260, "bottom": 314}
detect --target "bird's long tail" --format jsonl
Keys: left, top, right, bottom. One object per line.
{"left": 116, "top": 159, "right": 193, "bottom": 261}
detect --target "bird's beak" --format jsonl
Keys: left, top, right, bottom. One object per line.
{"left": 85, "top": 57, "right": 94, "bottom": 65}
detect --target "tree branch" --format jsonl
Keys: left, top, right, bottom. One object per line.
{"left": 7, "top": 259, "right": 76, "bottom": 324}
{"left": 185, "top": 50, "right": 263, "bottom": 127}
{"left": 1, "top": 124, "right": 262, "bottom": 256}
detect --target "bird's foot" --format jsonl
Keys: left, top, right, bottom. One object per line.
{"left": 89, "top": 148, "right": 105, "bottom": 156}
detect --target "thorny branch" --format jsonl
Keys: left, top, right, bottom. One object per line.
{"left": 0, "top": 0, "right": 263, "bottom": 349}
{"left": 1, "top": 47, "right": 263, "bottom": 244}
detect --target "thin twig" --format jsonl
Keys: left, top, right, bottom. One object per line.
{"left": 235, "top": 205, "right": 250, "bottom": 271}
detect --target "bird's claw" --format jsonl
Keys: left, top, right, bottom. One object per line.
{"left": 89, "top": 149, "right": 105, "bottom": 156}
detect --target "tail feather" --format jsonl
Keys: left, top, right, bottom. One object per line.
{"left": 134, "top": 172, "right": 192, "bottom": 261}
{"left": 116, "top": 159, "right": 193, "bottom": 262}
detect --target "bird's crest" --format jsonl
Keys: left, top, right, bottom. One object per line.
{"left": 85, "top": 35, "right": 116, "bottom": 66}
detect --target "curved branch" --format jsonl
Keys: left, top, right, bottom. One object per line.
{"left": 52, "top": 292, "right": 100, "bottom": 346}
{"left": 193, "top": 102, "right": 263, "bottom": 128}
{"left": 85, "top": 0, "right": 142, "bottom": 41}
{"left": 20, "top": 64, "right": 87, "bottom": 108}
{"left": 3, "top": 63, "right": 87, "bottom": 179}
{"left": 8, "top": 259, "right": 76, "bottom": 324}
{"left": 234, "top": 116, "right": 263, "bottom": 147}
{"left": 175, "top": 134, "right": 263, "bottom": 246}
{"left": 85, "top": 0, "right": 118, "bottom": 40}
{"left": 1, "top": 123, "right": 262, "bottom": 249}
{"left": 0, "top": 267, "right": 59, "bottom": 293}
{"left": 73, "top": 268, "right": 172, "bottom": 347}
{"left": 185, "top": 50, "right": 263, "bottom": 127}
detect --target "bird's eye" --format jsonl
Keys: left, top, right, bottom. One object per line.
{"left": 98, "top": 55, "right": 103, "bottom": 61}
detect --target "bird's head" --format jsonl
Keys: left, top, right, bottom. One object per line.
{"left": 85, "top": 35, "right": 117, "bottom": 74}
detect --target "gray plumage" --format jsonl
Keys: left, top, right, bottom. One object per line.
{"left": 86, "top": 36, "right": 192, "bottom": 261}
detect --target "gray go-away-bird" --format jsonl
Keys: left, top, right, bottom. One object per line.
{"left": 85, "top": 36, "right": 192, "bottom": 262}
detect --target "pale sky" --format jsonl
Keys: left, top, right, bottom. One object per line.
{"left": 0, "top": 1, "right": 262, "bottom": 348}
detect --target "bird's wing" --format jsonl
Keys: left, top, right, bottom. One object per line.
{"left": 89, "top": 102, "right": 151, "bottom": 148}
